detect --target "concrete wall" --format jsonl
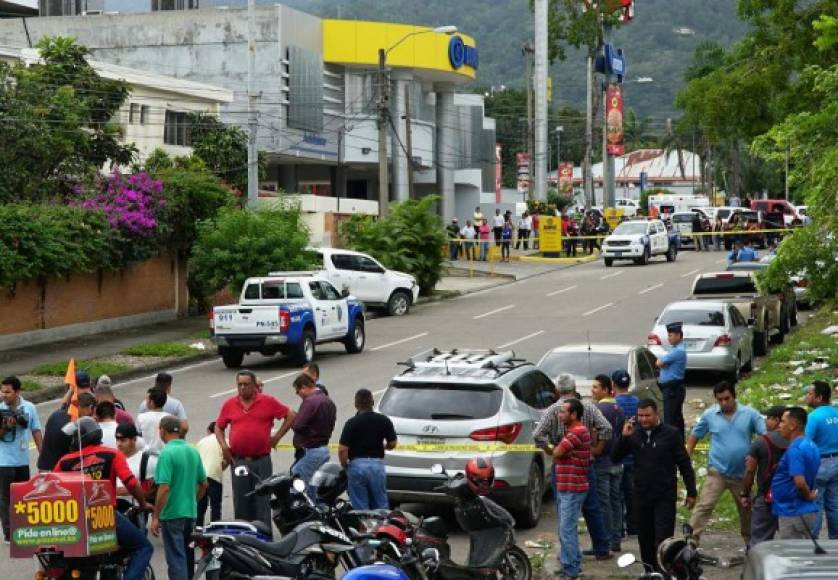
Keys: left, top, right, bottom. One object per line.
{"left": 0, "top": 255, "right": 188, "bottom": 350}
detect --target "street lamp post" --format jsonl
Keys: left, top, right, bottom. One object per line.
{"left": 555, "top": 126, "right": 563, "bottom": 182}
{"left": 377, "top": 26, "right": 457, "bottom": 216}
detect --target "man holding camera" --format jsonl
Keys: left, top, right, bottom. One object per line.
{"left": 0, "top": 376, "right": 43, "bottom": 544}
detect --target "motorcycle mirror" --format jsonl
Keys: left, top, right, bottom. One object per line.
{"left": 292, "top": 478, "right": 307, "bottom": 493}
{"left": 617, "top": 553, "right": 636, "bottom": 568}
{"left": 430, "top": 464, "right": 444, "bottom": 474}
{"left": 233, "top": 465, "right": 250, "bottom": 478}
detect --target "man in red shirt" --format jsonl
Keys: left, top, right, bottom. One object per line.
{"left": 553, "top": 399, "right": 591, "bottom": 580}
{"left": 214, "top": 370, "right": 295, "bottom": 528}
{"left": 55, "top": 417, "right": 153, "bottom": 580}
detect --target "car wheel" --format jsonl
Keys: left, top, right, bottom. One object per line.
{"left": 511, "top": 461, "right": 543, "bottom": 529}
{"left": 387, "top": 290, "right": 411, "bottom": 316}
{"left": 294, "top": 329, "right": 316, "bottom": 364}
{"left": 344, "top": 318, "right": 365, "bottom": 354}
{"left": 771, "top": 326, "right": 785, "bottom": 345}
{"left": 780, "top": 310, "right": 791, "bottom": 335}
{"left": 220, "top": 348, "right": 244, "bottom": 369}
{"left": 604, "top": 258, "right": 613, "bottom": 267}
{"left": 742, "top": 350, "right": 754, "bottom": 373}
{"left": 753, "top": 327, "right": 768, "bottom": 357}
{"left": 640, "top": 246, "right": 650, "bottom": 265}
{"left": 791, "top": 303, "right": 799, "bottom": 326}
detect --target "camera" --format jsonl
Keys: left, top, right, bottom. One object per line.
{"left": 0, "top": 408, "right": 28, "bottom": 430}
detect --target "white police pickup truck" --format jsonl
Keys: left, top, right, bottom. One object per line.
{"left": 601, "top": 218, "right": 677, "bottom": 267}
{"left": 211, "top": 272, "right": 366, "bottom": 368}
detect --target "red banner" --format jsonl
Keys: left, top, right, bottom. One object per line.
{"left": 516, "top": 152, "right": 530, "bottom": 194}
{"left": 10, "top": 473, "right": 117, "bottom": 559}
{"left": 558, "top": 162, "right": 574, "bottom": 198}
{"left": 495, "top": 143, "right": 502, "bottom": 203}
{"left": 606, "top": 83, "right": 625, "bottom": 156}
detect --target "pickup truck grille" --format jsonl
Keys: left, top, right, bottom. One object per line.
{"left": 607, "top": 240, "right": 631, "bottom": 247}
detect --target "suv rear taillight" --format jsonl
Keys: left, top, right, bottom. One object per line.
{"left": 470, "top": 423, "right": 522, "bottom": 444}
{"left": 279, "top": 308, "right": 290, "bottom": 332}
{"left": 714, "top": 335, "right": 732, "bottom": 347}
{"left": 647, "top": 333, "right": 662, "bottom": 346}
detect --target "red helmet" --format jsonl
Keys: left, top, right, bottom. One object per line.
{"left": 465, "top": 457, "right": 495, "bottom": 495}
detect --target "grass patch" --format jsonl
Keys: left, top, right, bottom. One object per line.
{"left": 31, "top": 360, "right": 131, "bottom": 378}
{"left": 21, "top": 379, "right": 45, "bottom": 392}
{"left": 190, "top": 329, "right": 210, "bottom": 340}
{"left": 121, "top": 342, "right": 199, "bottom": 358}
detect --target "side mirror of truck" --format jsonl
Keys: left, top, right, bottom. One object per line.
{"left": 341, "top": 287, "right": 350, "bottom": 298}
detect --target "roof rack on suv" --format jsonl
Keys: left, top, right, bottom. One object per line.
{"left": 398, "top": 348, "right": 531, "bottom": 376}
{"left": 266, "top": 271, "right": 321, "bottom": 277}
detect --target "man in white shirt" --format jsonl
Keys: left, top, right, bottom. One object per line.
{"left": 115, "top": 422, "right": 156, "bottom": 533}
{"left": 96, "top": 400, "right": 119, "bottom": 448}
{"left": 492, "top": 209, "right": 505, "bottom": 247}
{"left": 196, "top": 421, "right": 227, "bottom": 525}
{"left": 137, "top": 372, "right": 189, "bottom": 436}
{"left": 460, "top": 220, "right": 477, "bottom": 261}
{"left": 136, "top": 388, "right": 169, "bottom": 454}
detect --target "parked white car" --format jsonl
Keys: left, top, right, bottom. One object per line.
{"left": 313, "top": 248, "right": 420, "bottom": 316}
{"left": 601, "top": 219, "right": 675, "bottom": 266}
{"left": 614, "top": 198, "right": 640, "bottom": 217}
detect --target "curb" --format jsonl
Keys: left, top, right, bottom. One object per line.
{"left": 24, "top": 350, "right": 218, "bottom": 404}
{"left": 518, "top": 253, "right": 599, "bottom": 264}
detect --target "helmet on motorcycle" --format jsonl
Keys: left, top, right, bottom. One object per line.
{"left": 464, "top": 457, "right": 494, "bottom": 496}
{"left": 62, "top": 416, "right": 103, "bottom": 449}
{"left": 657, "top": 536, "right": 700, "bottom": 580}
{"left": 311, "top": 463, "right": 347, "bottom": 504}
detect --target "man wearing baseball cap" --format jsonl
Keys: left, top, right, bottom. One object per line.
{"left": 612, "top": 369, "right": 639, "bottom": 538}
{"left": 655, "top": 322, "right": 687, "bottom": 436}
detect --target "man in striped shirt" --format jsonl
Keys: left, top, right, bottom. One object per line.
{"left": 553, "top": 398, "right": 591, "bottom": 580}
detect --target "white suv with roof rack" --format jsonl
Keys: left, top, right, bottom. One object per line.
{"left": 377, "top": 348, "right": 555, "bottom": 529}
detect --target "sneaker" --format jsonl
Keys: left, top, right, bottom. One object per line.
{"left": 611, "top": 545, "right": 622, "bottom": 553}
{"left": 581, "top": 549, "right": 596, "bottom": 556}
{"left": 595, "top": 553, "right": 614, "bottom": 561}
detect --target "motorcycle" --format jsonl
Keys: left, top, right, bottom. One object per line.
{"left": 34, "top": 506, "right": 155, "bottom": 580}
{"left": 193, "top": 477, "right": 357, "bottom": 579}
{"left": 418, "top": 464, "right": 531, "bottom": 580}
{"left": 616, "top": 524, "right": 708, "bottom": 580}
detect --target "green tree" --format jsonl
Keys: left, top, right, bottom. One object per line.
{"left": 189, "top": 205, "right": 316, "bottom": 297}
{"left": 340, "top": 196, "right": 447, "bottom": 296}
{"left": 0, "top": 37, "right": 135, "bottom": 202}
{"left": 189, "top": 112, "right": 265, "bottom": 193}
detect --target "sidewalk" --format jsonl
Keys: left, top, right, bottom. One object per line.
{"left": 445, "top": 253, "right": 594, "bottom": 281}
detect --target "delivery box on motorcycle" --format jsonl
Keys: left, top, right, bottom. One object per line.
{"left": 10, "top": 472, "right": 118, "bottom": 559}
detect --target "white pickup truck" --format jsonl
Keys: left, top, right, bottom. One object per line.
{"left": 312, "top": 248, "right": 420, "bottom": 316}
{"left": 211, "top": 272, "right": 366, "bottom": 368}
{"left": 600, "top": 219, "right": 676, "bottom": 266}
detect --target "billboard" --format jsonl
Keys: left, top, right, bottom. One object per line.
{"left": 606, "top": 83, "right": 625, "bottom": 156}
{"left": 558, "top": 162, "right": 574, "bottom": 198}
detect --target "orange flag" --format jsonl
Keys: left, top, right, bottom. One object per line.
{"left": 65, "top": 358, "right": 79, "bottom": 421}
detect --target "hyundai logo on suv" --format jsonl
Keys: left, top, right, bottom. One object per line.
{"left": 422, "top": 425, "right": 439, "bottom": 434}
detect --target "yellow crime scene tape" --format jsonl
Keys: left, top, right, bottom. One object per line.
{"left": 448, "top": 228, "right": 791, "bottom": 243}
{"left": 272, "top": 442, "right": 712, "bottom": 453}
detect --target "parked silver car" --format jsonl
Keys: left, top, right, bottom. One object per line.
{"left": 536, "top": 343, "right": 663, "bottom": 410}
{"left": 377, "top": 349, "right": 554, "bottom": 529}
{"left": 744, "top": 539, "right": 838, "bottom": 579}
{"left": 648, "top": 300, "right": 754, "bottom": 381}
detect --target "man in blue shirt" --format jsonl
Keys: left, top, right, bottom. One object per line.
{"left": 0, "top": 376, "right": 43, "bottom": 543}
{"left": 728, "top": 240, "right": 758, "bottom": 264}
{"left": 772, "top": 407, "right": 820, "bottom": 539}
{"left": 686, "top": 381, "right": 765, "bottom": 546}
{"left": 804, "top": 380, "right": 838, "bottom": 538}
{"left": 612, "top": 369, "right": 639, "bottom": 537}
{"left": 655, "top": 322, "right": 687, "bottom": 436}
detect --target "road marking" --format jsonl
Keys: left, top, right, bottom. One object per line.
{"left": 638, "top": 283, "right": 665, "bottom": 295}
{"left": 370, "top": 332, "right": 429, "bottom": 351}
{"left": 497, "top": 330, "right": 545, "bottom": 349}
{"left": 547, "top": 285, "right": 577, "bottom": 297}
{"left": 680, "top": 268, "right": 700, "bottom": 278}
{"left": 373, "top": 388, "right": 387, "bottom": 396}
{"left": 600, "top": 271, "right": 624, "bottom": 280}
{"left": 582, "top": 302, "right": 614, "bottom": 317}
{"left": 473, "top": 304, "right": 515, "bottom": 319}
{"left": 263, "top": 370, "right": 298, "bottom": 384}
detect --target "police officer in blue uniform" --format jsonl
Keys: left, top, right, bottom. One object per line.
{"left": 655, "top": 322, "right": 687, "bottom": 437}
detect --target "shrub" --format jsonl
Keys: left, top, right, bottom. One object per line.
{"left": 189, "top": 204, "right": 316, "bottom": 296}
{"left": 340, "top": 195, "right": 447, "bottom": 296}
{"left": 31, "top": 360, "right": 130, "bottom": 378}
{"left": 121, "top": 342, "right": 199, "bottom": 357}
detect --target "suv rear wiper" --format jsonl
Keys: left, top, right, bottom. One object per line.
{"left": 429, "top": 413, "right": 474, "bottom": 420}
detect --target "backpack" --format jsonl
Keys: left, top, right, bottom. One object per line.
{"left": 760, "top": 434, "right": 786, "bottom": 503}
{"left": 139, "top": 450, "right": 159, "bottom": 505}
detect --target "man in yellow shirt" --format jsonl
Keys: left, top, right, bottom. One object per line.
{"left": 196, "top": 421, "right": 227, "bottom": 525}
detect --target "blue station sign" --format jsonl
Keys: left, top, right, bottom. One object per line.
{"left": 448, "top": 35, "right": 479, "bottom": 70}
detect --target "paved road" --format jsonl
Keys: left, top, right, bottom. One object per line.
{"left": 9, "top": 249, "right": 736, "bottom": 578}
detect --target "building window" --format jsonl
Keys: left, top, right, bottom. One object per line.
{"left": 164, "top": 111, "right": 192, "bottom": 146}
{"left": 128, "top": 103, "right": 140, "bottom": 124}
{"left": 140, "top": 105, "right": 150, "bottom": 125}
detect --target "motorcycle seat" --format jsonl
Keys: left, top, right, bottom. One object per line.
{"left": 246, "top": 520, "right": 274, "bottom": 538}
{"left": 236, "top": 531, "right": 298, "bottom": 558}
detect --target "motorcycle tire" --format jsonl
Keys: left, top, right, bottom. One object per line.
{"left": 499, "top": 546, "right": 532, "bottom": 580}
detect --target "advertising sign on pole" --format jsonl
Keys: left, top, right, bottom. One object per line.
{"left": 606, "top": 83, "right": 625, "bottom": 156}
{"left": 516, "top": 152, "right": 530, "bottom": 195}
{"left": 558, "top": 162, "right": 574, "bottom": 198}
{"left": 495, "top": 143, "right": 502, "bottom": 203}
{"left": 11, "top": 473, "right": 117, "bottom": 559}
{"left": 539, "top": 215, "right": 562, "bottom": 255}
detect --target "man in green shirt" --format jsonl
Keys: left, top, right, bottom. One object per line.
{"left": 151, "top": 416, "right": 208, "bottom": 580}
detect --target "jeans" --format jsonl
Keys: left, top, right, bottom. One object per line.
{"left": 0, "top": 465, "right": 29, "bottom": 540}
{"left": 448, "top": 241, "right": 460, "bottom": 261}
{"left": 555, "top": 491, "right": 587, "bottom": 577}
{"left": 814, "top": 456, "right": 838, "bottom": 539}
{"left": 501, "top": 241, "right": 510, "bottom": 260}
{"left": 479, "top": 241, "right": 489, "bottom": 261}
{"left": 621, "top": 463, "right": 636, "bottom": 535}
{"left": 347, "top": 458, "right": 389, "bottom": 510}
{"left": 292, "top": 446, "right": 330, "bottom": 498}
{"left": 581, "top": 465, "right": 610, "bottom": 555}
{"left": 197, "top": 477, "right": 223, "bottom": 526}
{"left": 162, "top": 517, "right": 195, "bottom": 580}
{"left": 115, "top": 511, "right": 154, "bottom": 580}
{"left": 595, "top": 464, "right": 624, "bottom": 550}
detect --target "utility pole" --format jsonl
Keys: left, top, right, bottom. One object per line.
{"left": 246, "top": 0, "right": 258, "bottom": 208}
{"left": 556, "top": 126, "right": 563, "bottom": 180}
{"left": 404, "top": 84, "right": 415, "bottom": 200}
{"left": 377, "top": 48, "right": 390, "bottom": 216}
{"left": 784, "top": 144, "right": 790, "bottom": 201}
{"left": 601, "top": 22, "right": 616, "bottom": 208}
{"left": 533, "top": 0, "right": 548, "bottom": 201}
{"left": 523, "top": 42, "right": 534, "bottom": 200}
{"left": 583, "top": 53, "right": 594, "bottom": 208}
